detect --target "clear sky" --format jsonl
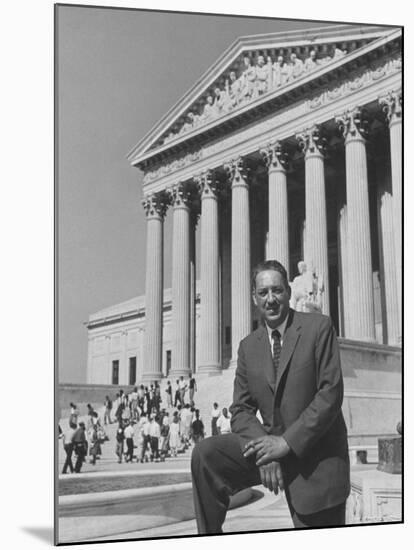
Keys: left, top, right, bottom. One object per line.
{"left": 57, "top": 6, "right": 342, "bottom": 383}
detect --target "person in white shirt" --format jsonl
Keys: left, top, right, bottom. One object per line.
{"left": 62, "top": 421, "right": 77, "bottom": 474}
{"left": 216, "top": 408, "right": 232, "bottom": 435}
{"left": 211, "top": 402, "right": 220, "bottom": 436}
{"left": 124, "top": 420, "right": 135, "bottom": 462}
{"left": 180, "top": 404, "right": 194, "bottom": 446}
{"left": 140, "top": 415, "right": 151, "bottom": 463}
{"left": 179, "top": 376, "right": 188, "bottom": 405}
{"left": 169, "top": 415, "right": 181, "bottom": 457}
{"left": 149, "top": 415, "right": 161, "bottom": 462}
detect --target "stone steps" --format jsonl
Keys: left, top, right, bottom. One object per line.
{"left": 158, "top": 369, "right": 236, "bottom": 436}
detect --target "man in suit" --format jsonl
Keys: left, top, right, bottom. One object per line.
{"left": 191, "top": 260, "right": 350, "bottom": 533}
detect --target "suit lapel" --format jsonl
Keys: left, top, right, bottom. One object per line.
{"left": 255, "top": 325, "right": 275, "bottom": 393}
{"left": 275, "top": 310, "right": 301, "bottom": 395}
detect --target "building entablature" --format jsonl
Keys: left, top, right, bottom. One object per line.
{"left": 128, "top": 25, "right": 400, "bottom": 179}
{"left": 139, "top": 51, "right": 401, "bottom": 198}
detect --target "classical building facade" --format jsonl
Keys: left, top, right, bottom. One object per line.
{"left": 86, "top": 287, "right": 202, "bottom": 385}
{"left": 88, "top": 23, "right": 402, "bottom": 385}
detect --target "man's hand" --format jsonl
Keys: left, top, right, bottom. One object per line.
{"left": 259, "top": 462, "right": 284, "bottom": 494}
{"left": 243, "top": 435, "right": 290, "bottom": 465}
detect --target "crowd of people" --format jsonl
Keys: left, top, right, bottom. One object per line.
{"left": 59, "top": 374, "right": 231, "bottom": 473}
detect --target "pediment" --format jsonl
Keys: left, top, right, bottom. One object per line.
{"left": 127, "top": 24, "right": 401, "bottom": 168}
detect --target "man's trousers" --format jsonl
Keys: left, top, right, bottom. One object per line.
{"left": 191, "top": 433, "right": 346, "bottom": 534}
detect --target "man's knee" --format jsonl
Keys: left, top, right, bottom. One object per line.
{"left": 192, "top": 436, "right": 217, "bottom": 469}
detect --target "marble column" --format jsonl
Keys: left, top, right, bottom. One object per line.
{"left": 377, "top": 174, "right": 399, "bottom": 345}
{"left": 170, "top": 183, "right": 191, "bottom": 377}
{"left": 336, "top": 108, "right": 375, "bottom": 341}
{"left": 196, "top": 171, "right": 221, "bottom": 373}
{"left": 225, "top": 158, "right": 252, "bottom": 368}
{"left": 338, "top": 205, "right": 351, "bottom": 337}
{"left": 189, "top": 211, "right": 198, "bottom": 373}
{"left": 142, "top": 193, "right": 168, "bottom": 381}
{"left": 379, "top": 90, "right": 402, "bottom": 341}
{"left": 260, "top": 141, "right": 290, "bottom": 274}
{"left": 296, "top": 125, "right": 330, "bottom": 315}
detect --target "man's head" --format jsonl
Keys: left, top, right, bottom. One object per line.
{"left": 222, "top": 408, "right": 228, "bottom": 417}
{"left": 252, "top": 260, "right": 291, "bottom": 329}
{"left": 257, "top": 55, "right": 265, "bottom": 66}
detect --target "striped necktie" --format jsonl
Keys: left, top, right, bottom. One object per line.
{"left": 272, "top": 329, "right": 281, "bottom": 379}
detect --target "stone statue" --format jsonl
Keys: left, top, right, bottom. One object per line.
{"left": 213, "top": 86, "right": 229, "bottom": 114}
{"left": 333, "top": 47, "right": 347, "bottom": 59}
{"left": 319, "top": 53, "right": 332, "bottom": 66}
{"left": 240, "top": 56, "right": 257, "bottom": 102}
{"left": 181, "top": 112, "right": 195, "bottom": 133}
{"left": 255, "top": 55, "right": 269, "bottom": 96}
{"left": 304, "top": 49, "right": 318, "bottom": 72}
{"left": 201, "top": 94, "right": 216, "bottom": 122}
{"left": 290, "top": 261, "right": 323, "bottom": 313}
{"left": 164, "top": 131, "right": 176, "bottom": 144}
{"left": 228, "top": 70, "right": 242, "bottom": 107}
{"left": 288, "top": 52, "right": 304, "bottom": 80}
{"left": 272, "top": 55, "right": 288, "bottom": 88}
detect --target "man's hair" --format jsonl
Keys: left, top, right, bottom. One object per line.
{"left": 251, "top": 259, "right": 289, "bottom": 291}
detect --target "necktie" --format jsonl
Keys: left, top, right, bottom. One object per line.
{"left": 272, "top": 329, "right": 281, "bottom": 379}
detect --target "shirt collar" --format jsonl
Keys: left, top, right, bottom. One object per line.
{"left": 265, "top": 314, "right": 289, "bottom": 342}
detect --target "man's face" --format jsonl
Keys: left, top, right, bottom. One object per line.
{"left": 253, "top": 269, "right": 291, "bottom": 329}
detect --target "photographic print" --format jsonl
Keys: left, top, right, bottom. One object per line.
{"left": 55, "top": 4, "right": 402, "bottom": 545}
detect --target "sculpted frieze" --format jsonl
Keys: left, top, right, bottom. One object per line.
{"left": 160, "top": 46, "right": 349, "bottom": 145}
{"left": 307, "top": 54, "right": 401, "bottom": 111}
{"left": 143, "top": 150, "right": 203, "bottom": 184}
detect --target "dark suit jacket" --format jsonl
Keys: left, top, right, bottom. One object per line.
{"left": 230, "top": 309, "right": 350, "bottom": 515}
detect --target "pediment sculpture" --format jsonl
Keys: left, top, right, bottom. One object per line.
{"left": 162, "top": 46, "right": 348, "bottom": 145}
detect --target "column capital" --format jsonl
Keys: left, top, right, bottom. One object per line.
{"left": 296, "top": 125, "right": 326, "bottom": 157}
{"left": 260, "top": 140, "right": 288, "bottom": 171}
{"left": 195, "top": 170, "right": 218, "bottom": 199}
{"left": 142, "top": 192, "right": 169, "bottom": 219}
{"left": 379, "top": 90, "right": 402, "bottom": 126}
{"left": 169, "top": 182, "right": 191, "bottom": 209}
{"left": 224, "top": 157, "right": 248, "bottom": 186}
{"left": 335, "top": 107, "right": 368, "bottom": 143}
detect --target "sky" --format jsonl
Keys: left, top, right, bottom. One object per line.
{"left": 57, "top": 6, "right": 363, "bottom": 383}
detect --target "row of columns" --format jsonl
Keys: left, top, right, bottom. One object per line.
{"left": 141, "top": 93, "right": 402, "bottom": 381}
